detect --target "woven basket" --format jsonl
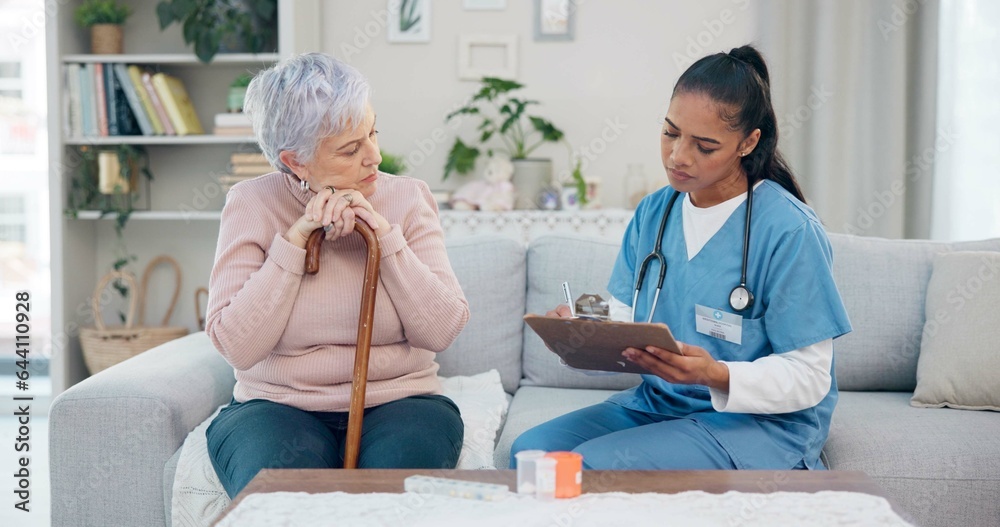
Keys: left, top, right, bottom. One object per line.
{"left": 79, "top": 256, "right": 189, "bottom": 374}
{"left": 90, "top": 24, "right": 123, "bottom": 54}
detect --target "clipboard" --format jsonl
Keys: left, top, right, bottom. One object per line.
{"left": 524, "top": 314, "right": 682, "bottom": 374}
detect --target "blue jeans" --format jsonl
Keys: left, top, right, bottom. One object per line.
{"left": 207, "top": 394, "right": 463, "bottom": 498}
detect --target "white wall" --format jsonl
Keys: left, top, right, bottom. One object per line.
{"left": 320, "top": 0, "right": 757, "bottom": 207}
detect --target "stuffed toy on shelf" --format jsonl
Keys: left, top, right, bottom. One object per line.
{"left": 450, "top": 156, "right": 516, "bottom": 211}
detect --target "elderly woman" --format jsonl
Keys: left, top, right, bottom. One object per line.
{"left": 205, "top": 53, "right": 469, "bottom": 498}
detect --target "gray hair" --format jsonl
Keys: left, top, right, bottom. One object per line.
{"left": 243, "top": 52, "right": 371, "bottom": 175}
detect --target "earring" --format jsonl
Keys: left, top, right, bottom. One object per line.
{"left": 300, "top": 179, "right": 309, "bottom": 191}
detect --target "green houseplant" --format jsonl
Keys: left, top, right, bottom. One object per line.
{"left": 74, "top": 0, "right": 132, "bottom": 54}
{"left": 378, "top": 150, "right": 409, "bottom": 176}
{"left": 228, "top": 72, "right": 254, "bottom": 112}
{"left": 444, "top": 77, "right": 565, "bottom": 180}
{"left": 444, "top": 77, "right": 588, "bottom": 208}
{"left": 65, "top": 145, "right": 154, "bottom": 319}
{"left": 156, "top": 0, "right": 278, "bottom": 64}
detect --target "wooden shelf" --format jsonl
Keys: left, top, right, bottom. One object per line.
{"left": 65, "top": 135, "right": 256, "bottom": 146}
{"left": 74, "top": 210, "right": 222, "bottom": 221}
{"left": 62, "top": 53, "right": 280, "bottom": 65}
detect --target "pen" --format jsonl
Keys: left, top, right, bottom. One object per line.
{"left": 562, "top": 281, "right": 576, "bottom": 317}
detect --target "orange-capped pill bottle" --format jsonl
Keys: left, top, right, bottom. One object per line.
{"left": 545, "top": 451, "right": 583, "bottom": 498}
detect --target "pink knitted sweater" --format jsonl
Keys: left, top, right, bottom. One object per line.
{"left": 206, "top": 172, "right": 469, "bottom": 412}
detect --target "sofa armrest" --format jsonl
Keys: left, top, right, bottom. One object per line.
{"left": 50, "top": 332, "right": 234, "bottom": 527}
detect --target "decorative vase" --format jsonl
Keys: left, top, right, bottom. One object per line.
{"left": 227, "top": 87, "right": 248, "bottom": 112}
{"left": 625, "top": 163, "right": 648, "bottom": 209}
{"left": 91, "top": 24, "right": 124, "bottom": 54}
{"left": 97, "top": 151, "right": 135, "bottom": 194}
{"left": 560, "top": 185, "right": 581, "bottom": 211}
{"left": 511, "top": 158, "right": 553, "bottom": 210}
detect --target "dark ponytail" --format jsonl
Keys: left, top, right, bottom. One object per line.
{"left": 673, "top": 45, "right": 806, "bottom": 203}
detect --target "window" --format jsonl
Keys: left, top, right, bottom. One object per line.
{"left": 933, "top": 0, "right": 1000, "bottom": 241}
{"left": 0, "top": 61, "right": 22, "bottom": 100}
{"left": 0, "top": 194, "right": 27, "bottom": 243}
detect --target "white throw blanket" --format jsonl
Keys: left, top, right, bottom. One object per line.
{"left": 171, "top": 370, "right": 509, "bottom": 527}
{"left": 215, "top": 490, "right": 914, "bottom": 527}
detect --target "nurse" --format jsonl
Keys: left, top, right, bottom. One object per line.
{"left": 510, "top": 45, "right": 852, "bottom": 471}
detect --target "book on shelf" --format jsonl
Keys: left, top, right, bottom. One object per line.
{"left": 93, "top": 63, "right": 108, "bottom": 136}
{"left": 104, "top": 62, "right": 141, "bottom": 136}
{"left": 65, "top": 63, "right": 83, "bottom": 138}
{"left": 81, "top": 63, "right": 98, "bottom": 137}
{"left": 152, "top": 72, "right": 205, "bottom": 135}
{"left": 113, "top": 64, "right": 154, "bottom": 136}
{"left": 213, "top": 126, "right": 254, "bottom": 136}
{"left": 231, "top": 164, "right": 274, "bottom": 176}
{"left": 127, "top": 65, "right": 165, "bottom": 135}
{"left": 140, "top": 71, "right": 176, "bottom": 135}
{"left": 230, "top": 152, "right": 267, "bottom": 164}
{"left": 214, "top": 112, "right": 251, "bottom": 128}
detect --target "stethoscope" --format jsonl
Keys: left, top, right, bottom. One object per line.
{"left": 631, "top": 180, "right": 755, "bottom": 323}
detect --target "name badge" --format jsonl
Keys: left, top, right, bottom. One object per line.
{"left": 695, "top": 305, "right": 742, "bottom": 345}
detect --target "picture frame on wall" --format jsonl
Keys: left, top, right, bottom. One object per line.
{"left": 464, "top": 0, "right": 507, "bottom": 10}
{"left": 534, "top": 0, "right": 575, "bottom": 41}
{"left": 387, "top": 0, "right": 432, "bottom": 43}
{"left": 457, "top": 35, "right": 518, "bottom": 80}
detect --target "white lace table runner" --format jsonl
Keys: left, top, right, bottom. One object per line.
{"left": 217, "top": 490, "right": 913, "bottom": 527}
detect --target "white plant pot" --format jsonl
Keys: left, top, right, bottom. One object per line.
{"left": 511, "top": 158, "right": 552, "bottom": 210}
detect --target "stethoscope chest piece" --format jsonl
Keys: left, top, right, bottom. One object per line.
{"left": 729, "top": 284, "right": 753, "bottom": 312}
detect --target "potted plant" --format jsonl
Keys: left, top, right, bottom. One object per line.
{"left": 444, "top": 77, "right": 568, "bottom": 209}
{"left": 156, "top": 0, "right": 279, "bottom": 64}
{"left": 65, "top": 144, "right": 154, "bottom": 319}
{"left": 378, "top": 150, "right": 409, "bottom": 176}
{"left": 227, "top": 72, "right": 253, "bottom": 113}
{"left": 74, "top": 0, "right": 132, "bottom": 54}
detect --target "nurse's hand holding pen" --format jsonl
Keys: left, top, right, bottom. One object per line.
{"left": 623, "top": 344, "right": 731, "bottom": 392}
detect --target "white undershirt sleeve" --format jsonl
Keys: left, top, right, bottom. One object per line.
{"left": 709, "top": 340, "right": 833, "bottom": 414}
{"left": 610, "top": 296, "right": 832, "bottom": 414}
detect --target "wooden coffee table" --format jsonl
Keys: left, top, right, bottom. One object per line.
{"left": 216, "top": 469, "right": 906, "bottom": 525}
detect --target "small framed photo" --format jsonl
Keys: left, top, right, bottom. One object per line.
{"left": 387, "top": 0, "right": 432, "bottom": 43}
{"left": 457, "top": 35, "right": 518, "bottom": 80}
{"left": 534, "top": 0, "right": 575, "bottom": 42}
{"left": 463, "top": 0, "right": 506, "bottom": 10}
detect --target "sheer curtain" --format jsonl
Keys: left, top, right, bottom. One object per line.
{"left": 755, "top": 0, "right": 939, "bottom": 239}
{"left": 932, "top": 0, "right": 1000, "bottom": 241}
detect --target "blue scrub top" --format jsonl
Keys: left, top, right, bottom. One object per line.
{"left": 606, "top": 180, "right": 852, "bottom": 470}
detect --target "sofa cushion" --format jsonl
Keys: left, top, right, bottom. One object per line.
{"left": 522, "top": 235, "right": 643, "bottom": 391}
{"left": 169, "top": 371, "right": 512, "bottom": 526}
{"left": 825, "top": 391, "right": 1000, "bottom": 527}
{"left": 828, "top": 234, "right": 1000, "bottom": 392}
{"left": 440, "top": 235, "right": 526, "bottom": 394}
{"left": 912, "top": 251, "right": 1000, "bottom": 411}
{"left": 827, "top": 234, "right": 944, "bottom": 391}
{"left": 494, "top": 386, "right": 618, "bottom": 469}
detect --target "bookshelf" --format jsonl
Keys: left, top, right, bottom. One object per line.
{"left": 64, "top": 135, "right": 256, "bottom": 145}
{"left": 62, "top": 53, "right": 281, "bottom": 64}
{"left": 46, "top": 0, "right": 321, "bottom": 394}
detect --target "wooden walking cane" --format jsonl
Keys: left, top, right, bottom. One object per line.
{"left": 304, "top": 220, "right": 380, "bottom": 469}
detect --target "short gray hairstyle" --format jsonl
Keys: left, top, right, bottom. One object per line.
{"left": 243, "top": 52, "right": 371, "bottom": 175}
